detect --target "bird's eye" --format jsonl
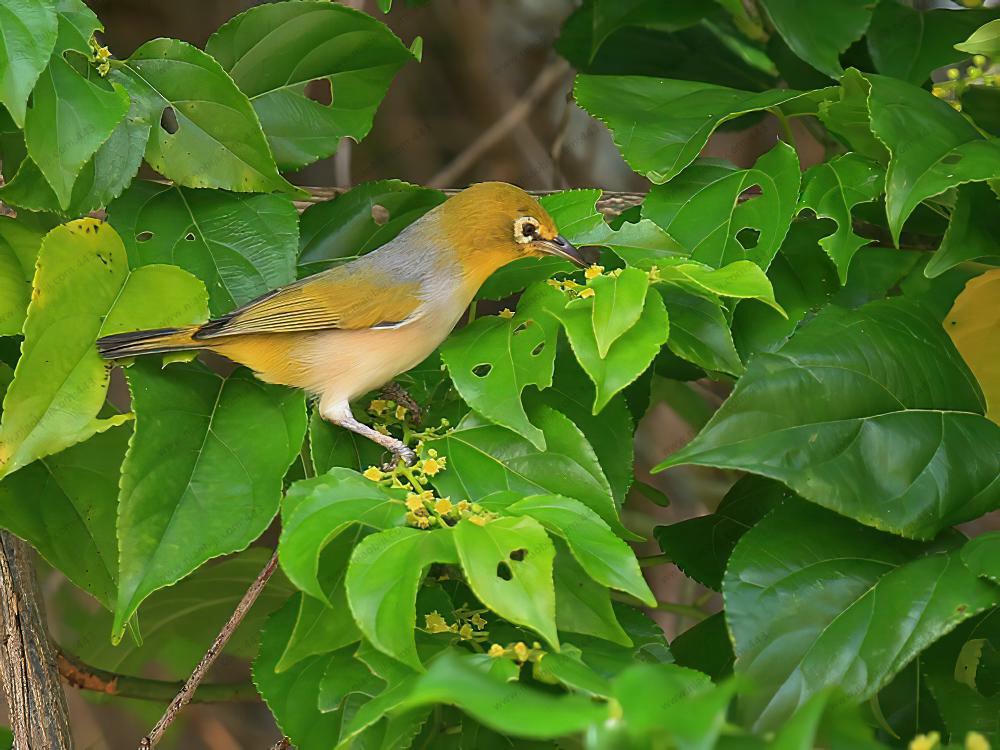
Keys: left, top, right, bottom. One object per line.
{"left": 514, "top": 216, "right": 540, "bottom": 244}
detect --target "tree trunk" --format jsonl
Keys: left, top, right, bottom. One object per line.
{"left": 0, "top": 531, "right": 73, "bottom": 750}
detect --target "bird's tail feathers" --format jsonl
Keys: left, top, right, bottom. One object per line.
{"left": 96, "top": 326, "right": 202, "bottom": 359}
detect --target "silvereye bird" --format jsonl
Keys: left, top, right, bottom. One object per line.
{"left": 97, "top": 182, "right": 585, "bottom": 465}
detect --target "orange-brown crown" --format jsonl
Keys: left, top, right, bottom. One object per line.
{"left": 434, "top": 182, "right": 560, "bottom": 272}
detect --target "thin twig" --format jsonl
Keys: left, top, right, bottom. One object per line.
{"left": 138, "top": 550, "right": 281, "bottom": 749}
{"left": 56, "top": 648, "right": 258, "bottom": 703}
{"left": 427, "top": 58, "right": 572, "bottom": 187}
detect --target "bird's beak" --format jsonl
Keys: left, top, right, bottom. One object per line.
{"left": 535, "top": 235, "right": 587, "bottom": 267}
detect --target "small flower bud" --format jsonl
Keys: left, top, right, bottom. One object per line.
{"left": 498, "top": 308, "right": 515, "bottom": 319}
{"left": 947, "top": 67, "right": 961, "bottom": 80}
{"left": 488, "top": 643, "right": 505, "bottom": 658}
{"left": 362, "top": 466, "right": 383, "bottom": 481}
{"left": 974, "top": 55, "right": 988, "bottom": 68}
{"left": 579, "top": 287, "right": 595, "bottom": 299}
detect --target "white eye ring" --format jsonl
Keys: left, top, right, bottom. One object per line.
{"left": 514, "top": 216, "right": 540, "bottom": 244}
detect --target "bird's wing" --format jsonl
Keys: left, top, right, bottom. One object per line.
{"left": 193, "top": 269, "right": 423, "bottom": 339}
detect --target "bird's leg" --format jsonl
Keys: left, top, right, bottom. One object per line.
{"left": 380, "top": 381, "right": 422, "bottom": 426}
{"left": 319, "top": 399, "right": 417, "bottom": 469}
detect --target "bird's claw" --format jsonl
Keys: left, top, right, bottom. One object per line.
{"left": 382, "top": 445, "right": 417, "bottom": 472}
{"left": 381, "top": 382, "right": 423, "bottom": 426}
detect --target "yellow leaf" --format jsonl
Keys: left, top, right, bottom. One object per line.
{"left": 946, "top": 269, "right": 1000, "bottom": 424}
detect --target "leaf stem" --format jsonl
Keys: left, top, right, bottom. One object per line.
{"left": 652, "top": 601, "right": 708, "bottom": 621}
{"left": 138, "top": 549, "right": 280, "bottom": 748}
{"left": 638, "top": 553, "right": 672, "bottom": 568}
{"left": 771, "top": 107, "right": 797, "bottom": 151}
{"left": 56, "top": 648, "right": 258, "bottom": 703}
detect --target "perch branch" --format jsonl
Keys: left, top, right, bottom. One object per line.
{"left": 55, "top": 648, "right": 258, "bottom": 703}
{"left": 0, "top": 531, "right": 73, "bottom": 750}
{"left": 138, "top": 550, "right": 281, "bottom": 749}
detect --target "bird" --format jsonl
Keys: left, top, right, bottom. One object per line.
{"left": 97, "top": 181, "right": 585, "bottom": 466}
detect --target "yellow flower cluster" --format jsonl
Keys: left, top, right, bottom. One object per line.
{"left": 487, "top": 640, "right": 545, "bottom": 664}
{"left": 88, "top": 36, "right": 112, "bottom": 76}
{"left": 423, "top": 606, "right": 490, "bottom": 643}
{"left": 933, "top": 56, "right": 997, "bottom": 111}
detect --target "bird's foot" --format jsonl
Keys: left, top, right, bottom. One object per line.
{"left": 381, "top": 382, "right": 423, "bottom": 426}
{"left": 382, "top": 444, "right": 417, "bottom": 472}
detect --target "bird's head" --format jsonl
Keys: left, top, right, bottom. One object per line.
{"left": 433, "top": 182, "right": 586, "bottom": 276}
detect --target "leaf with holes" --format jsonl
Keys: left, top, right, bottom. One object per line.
{"left": 553, "top": 286, "right": 669, "bottom": 414}
{"left": 346, "top": 527, "right": 458, "bottom": 670}
{"left": 0, "top": 0, "right": 57, "bottom": 126}
{"left": 116, "top": 38, "right": 297, "bottom": 194}
{"left": 642, "top": 142, "right": 800, "bottom": 271}
{"left": 867, "top": 2, "right": 999, "bottom": 86}
{"left": 279, "top": 469, "right": 404, "bottom": 605}
{"left": 925, "top": 183, "right": 1000, "bottom": 278}
{"left": 725, "top": 501, "right": 997, "bottom": 730}
{"left": 441, "top": 283, "right": 563, "bottom": 450}
{"left": 946, "top": 269, "right": 1000, "bottom": 424}
{"left": 798, "top": 153, "right": 885, "bottom": 283}
{"left": 108, "top": 180, "right": 298, "bottom": 315}
{"left": 863, "top": 71, "right": 1000, "bottom": 244}
{"left": 114, "top": 361, "right": 306, "bottom": 642}
{"left": 24, "top": 2, "right": 130, "bottom": 210}
{"left": 298, "top": 180, "right": 445, "bottom": 276}
{"left": 573, "top": 75, "right": 825, "bottom": 183}
{"left": 429, "top": 407, "right": 631, "bottom": 539}
{"left": 0, "top": 215, "right": 51, "bottom": 336}
{"left": 656, "top": 299, "right": 1000, "bottom": 540}
{"left": 507, "top": 495, "right": 654, "bottom": 605}
{"left": 0, "top": 219, "right": 209, "bottom": 478}
{"left": 454, "top": 515, "right": 558, "bottom": 648}
{"left": 758, "top": 0, "right": 874, "bottom": 79}
{"left": 206, "top": 0, "right": 415, "bottom": 171}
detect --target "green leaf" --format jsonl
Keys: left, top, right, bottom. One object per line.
{"left": 554, "top": 286, "right": 669, "bottom": 414}
{"left": 116, "top": 38, "right": 297, "bottom": 194}
{"left": 0, "top": 423, "right": 126, "bottom": 608}
{"left": 507, "top": 495, "right": 654, "bottom": 605}
{"left": 925, "top": 182, "right": 1000, "bottom": 278}
{"left": 114, "top": 361, "right": 306, "bottom": 641}
{"left": 346, "top": 527, "right": 457, "bottom": 670}
{"left": 429, "top": 407, "right": 631, "bottom": 538}
{"left": 441, "top": 283, "right": 563, "bottom": 449}
{"left": 555, "top": 541, "right": 631, "bottom": 646}
{"left": 400, "top": 651, "right": 608, "bottom": 739}
{"left": 758, "top": 0, "right": 873, "bottom": 78}
{"left": 613, "top": 663, "right": 732, "bottom": 747}
{"left": 962, "top": 532, "right": 1000, "bottom": 585}
{"left": 657, "top": 299, "right": 1000, "bottom": 540}
{"left": 654, "top": 476, "right": 790, "bottom": 591}
{"left": 317, "top": 646, "right": 383, "bottom": 712}
{"left": 589, "top": 267, "right": 649, "bottom": 357}
{"left": 724, "top": 500, "right": 998, "bottom": 730}
{"left": 276, "top": 534, "right": 360, "bottom": 673}
{"left": 454, "top": 515, "right": 558, "bottom": 647}
{"left": 529, "top": 348, "right": 634, "bottom": 505}
{"left": 956, "top": 18, "right": 1000, "bottom": 58}
{"left": 108, "top": 180, "right": 299, "bottom": 315}
{"left": 279, "top": 468, "right": 404, "bottom": 605}
{"left": 864, "top": 71, "right": 1000, "bottom": 244}
{"left": 71, "top": 547, "right": 293, "bottom": 678}
{"left": 867, "top": 2, "right": 998, "bottom": 86}
{"left": 24, "top": 21, "right": 130, "bottom": 209}
{"left": 0, "top": 219, "right": 208, "bottom": 478}
{"left": 590, "top": 0, "right": 711, "bottom": 59}
{"left": 658, "top": 284, "right": 743, "bottom": 376}
{"left": 298, "top": 180, "right": 445, "bottom": 275}
{"left": 643, "top": 142, "right": 800, "bottom": 270}
{"left": 206, "top": 0, "right": 415, "bottom": 171}
{"left": 818, "top": 68, "right": 889, "bottom": 163}
{"left": 570, "top": 602, "right": 673, "bottom": 675}
{"left": 654, "top": 259, "right": 783, "bottom": 312}
{"left": 573, "top": 74, "right": 825, "bottom": 183}
{"left": 798, "top": 153, "right": 885, "bottom": 283}
{"left": 0, "top": 0, "right": 57, "bottom": 126}
{"left": 0, "top": 215, "right": 48, "bottom": 335}
{"left": 254, "top": 596, "right": 347, "bottom": 750}
{"left": 670, "top": 613, "right": 734, "bottom": 682}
